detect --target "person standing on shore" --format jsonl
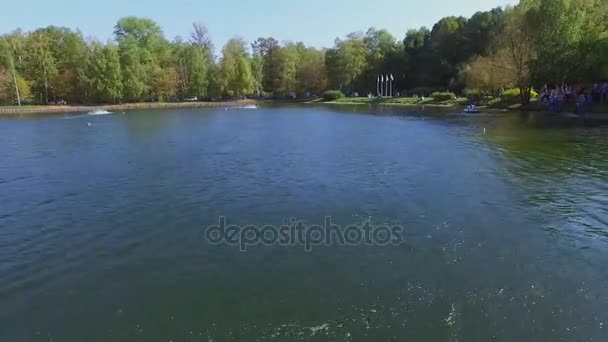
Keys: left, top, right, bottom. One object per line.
{"left": 576, "top": 92, "right": 586, "bottom": 113}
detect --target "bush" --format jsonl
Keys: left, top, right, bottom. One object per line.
{"left": 464, "top": 89, "right": 483, "bottom": 102}
{"left": 322, "top": 90, "right": 345, "bottom": 101}
{"left": 431, "top": 92, "right": 457, "bottom": 101}
{"left": 410, "top": 87, "right": 443, "bottom": 96}
{"left": 500, "top": 88, "right": 539, "bottom": 101}
{"left": 259, "top": 91, "right": 273, "bottom": 99}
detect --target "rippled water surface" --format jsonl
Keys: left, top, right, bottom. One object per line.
{"left": 1, "top": 105, "right": 607, "bottom": 341}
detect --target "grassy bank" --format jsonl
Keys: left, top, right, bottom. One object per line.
{"left": 329, "top": 96, "right": 608, "bottom": 115}
{"left": 514, "top": 101, "right": 608, "bottom": 114}
{"left": 330, "top": 97, "right": 469, "bottom": 107}
{"left": 0, "top": 99, "right": 258, "bottom": 115}
{"left": 3, "top": 97, "right": 607, "bottom": 116}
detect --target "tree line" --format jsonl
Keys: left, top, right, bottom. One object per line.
{"left": 0, "top": 0, "right": 606, "bottom": 105}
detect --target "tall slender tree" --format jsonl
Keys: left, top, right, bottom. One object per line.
{"left": 218, "top": 38, "right": 254, "bottom": 96}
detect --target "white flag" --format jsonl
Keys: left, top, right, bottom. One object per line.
{"left": 381, "top": 75, "right": 384, "bottom": 82}
{"left": 390, "top": 74, "right": 394, "bottom": 81}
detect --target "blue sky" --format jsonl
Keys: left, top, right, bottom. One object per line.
{"left": 2, "top": 0, "right": 518, "bottom": 49}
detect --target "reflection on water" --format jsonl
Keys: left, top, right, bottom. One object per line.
{"left": 0, "top": 106, "right": 607, "bottom": 341}
{"left": 481, "top": 116, "right": 608, "bottom": 248}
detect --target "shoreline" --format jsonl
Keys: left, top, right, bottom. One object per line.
{"left": 1, "top": 99, "right": 606, "bottom": 120}
{"left": 0, "top": 99, "right": 259, "bottom": 115}
{"left": 322, "top": 101, "right": 462, "bottom": 109}
{"left": 324, "top": 100, "right": 608, "bottom": 118}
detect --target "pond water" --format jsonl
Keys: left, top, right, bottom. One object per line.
{"left": 1, "top": 105, "right": 607, "bottom": 341}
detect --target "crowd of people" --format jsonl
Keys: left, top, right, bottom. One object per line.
{"left": 540, "top": 83, "right": 608, "bottom": 113}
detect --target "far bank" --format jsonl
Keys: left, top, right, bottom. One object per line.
{"left": 0, "top": 100, "right": 259, "bottom": 115}
{"left": 2, "top": 98, "right": 607, "bottom": 120}
{"left": 324, "top": 96, "right": 608, "bottom": 116}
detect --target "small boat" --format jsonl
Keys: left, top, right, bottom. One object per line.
{"left": 464, "top": 105, "right": 480, "bottom": 113}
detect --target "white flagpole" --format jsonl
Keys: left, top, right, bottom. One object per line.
{"left": 389, "top": 74, "right": 393, "bottom": 97}
{"left": 377, "top": 75, "right": 379, "bottom": 96}
{"left": 384, "top": 74, "right": 388, "bottom": 97}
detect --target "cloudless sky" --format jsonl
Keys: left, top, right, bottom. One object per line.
{"left": 2, "top": 0, "right": 518, "bottom": 50}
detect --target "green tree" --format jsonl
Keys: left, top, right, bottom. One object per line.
{"left": 525, "top": 0, "right": 607, "bottom": 84}
{"left": 0, "top": 0, "right": 606, "bottom": 106}
{"left": 23, "top": 29, "right": 58, "bottom": 104}
{"left": 361, "top": 28, "right": 399, "bottom": 93}
{"left": 34, "top": 27, "right": 87, "bottom": 102}
{"left": 462, "top": 52, "right": 516, "bottom": 96}
{"left": 590, "top": 32, "right": 608, "bottom": 81}
{"left": 218, "top": 38, "right": 254, "bottom": 96}
{"left": 0, "top": 38, "right": 22, "bottom": 104}
{"left": 83, "top": 42, "right": 123, "bottom": 103}
{"left": 250, "top": 49, "right": 264, "bottom": 95}
{"left": 463, "top": 8, "right": 506, "bottom": 56}
{"left": 296, "top": 47, "right": 327, "bottom": 95}
{"left": 274, "top": 42, "right": 302, "bottom": 96}
{"left": 118, "top": 38, "right": 148, "bottom": 100}
{"left": 494, "top": 4, "right": 537, "bottom": 104}
{"left": 326, "top": 33, "right": 367, "bottom": 92}
{"left": 429, "top": 16, "right": 468, "bottom": 88}
{"left": 251, "top": 37, "right": 281, "bottom": 93}
{"left": 186, "top": 45, "right": 209, "bottom": 97}
{"left": 171, "top": 40, "right": 210, "bottom": 98}
{"left": 2, "top": 30, "right": 30, "bottom": 104}
{"left": 206, "top": 63, "right": 222, "bottom": 99}
{"left": 153, "top": 67, "right": 179, "bottom": 100}
{"left": 114, "top": 17, "right": 168, "bottom": 101}
{"left": 402, "top": 28, "right": 433, "bottom": 88}
{"left": 185, "top": 22, "right": 213, "bottom": 97}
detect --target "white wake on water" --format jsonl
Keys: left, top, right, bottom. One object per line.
{"left": 87, "top": 109, "right": 113, "bottom": 115}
